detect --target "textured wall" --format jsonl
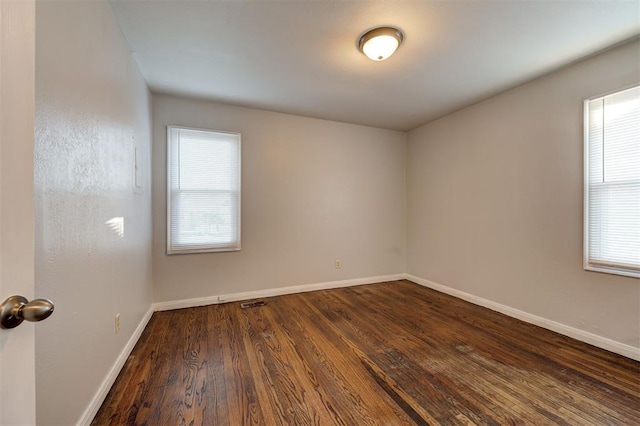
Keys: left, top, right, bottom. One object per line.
{"left": 152, "top": 95, "right": 406, "bottom": 302}
{"left": 407, "top": 40, "right": 640, "bottom": 349}
{"left": 34, "top": 1, "right": 152, "bottom": 424}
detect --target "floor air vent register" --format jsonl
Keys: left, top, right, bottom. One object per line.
{"left": 240, "top": 300, "right": 266, "bottom": 309}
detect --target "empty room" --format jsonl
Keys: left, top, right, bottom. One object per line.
{"left": 1, "top": 0, "right": 639, "bottom": 425}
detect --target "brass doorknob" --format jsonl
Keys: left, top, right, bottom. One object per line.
{"left": 0, "top": 295, "right": 54, "bottom": 329}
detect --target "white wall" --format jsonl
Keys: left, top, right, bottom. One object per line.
{"left": 152, "top": 95, "right": 406, "bottom": 302}
{"left": 34, "top": 1, "right": 152, "bottom": 424}
{"left": 407, "top": 40, "right": 640, "bottom": 350}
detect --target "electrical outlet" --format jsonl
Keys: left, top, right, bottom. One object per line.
{"left": 115, "top": 313, "right": 121, "bottom": 334}
{"left": 335, "top": 259, "right": 342, "bottom": 269}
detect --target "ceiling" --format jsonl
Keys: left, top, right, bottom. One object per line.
{"left": 108, "top": 0, "right": 640, "bottom": 131}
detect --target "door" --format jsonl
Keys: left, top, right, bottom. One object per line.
{"left": 0, "top": 0, "right": 37, "bottom": 424}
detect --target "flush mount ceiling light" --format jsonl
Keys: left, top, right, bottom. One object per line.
{"left": 358, "top": 26, "right": 404, "bottom": 61}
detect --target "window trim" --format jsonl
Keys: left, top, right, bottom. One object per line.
{"left": 166, "top": 125, "right": 242, "bottom": 255}
{"left": 583, "top": 85, "right": 640, "bottom": 279}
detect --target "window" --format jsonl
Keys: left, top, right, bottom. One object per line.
{"left": 584, "top": 86, "right": 639, "bottom": 278}
{"left": 167, "top": 126, "right": 241, "bottom": 254}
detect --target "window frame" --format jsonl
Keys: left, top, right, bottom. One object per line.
{"left": 166, "top": 125, "right": 242, "bottom": 255}
{"left": 583, "top": 85, "right": 640, "bottom": 279}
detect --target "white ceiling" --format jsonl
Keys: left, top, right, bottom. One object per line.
{"left": 109, "top": 0, "right": 640, "bottom": 131}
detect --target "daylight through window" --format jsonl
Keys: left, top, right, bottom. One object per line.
{"left": 584, "top": 86, "right": 640, "bottom": 278}
{"left": 167, "top": 126, "right": 241, "bottom": 254}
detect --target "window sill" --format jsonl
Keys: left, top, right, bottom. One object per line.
{"left": 167, "top": 246, "right": 241, "bottom": 255}
{"left": 584, "top": 264, "right": 640, "bottom": 279}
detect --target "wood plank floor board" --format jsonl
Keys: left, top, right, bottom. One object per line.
{"left": 342, "top": 283, "right": 639, "bottom": 424}
{"left": 126, "top": 313, "right": 166, "bottom": 424}
{"left": 223, "top": 304, "right": 266, "bottom": 425}
{"left": 277, "top": 294, "right": 418, "bottom": 425}
{"left": 301, "top": 290, "right": 472, "bottom": 424}
{"left": 289, "top": 293, "right": 436, "bottom": 425}
{"left": 153, "top": 309, "right": 195, "bottom": 425}
{"left": 93, "top": 280, "right": 640, "bottom": 425}
{"left": 241, "top": 304, "right": 321, "bottom": 425}
{"left": 312, "top": 287, "right": 552, "bottom": 425}
{"left": 203, "top": 305, "right": 230, "bottom": 425}
{"left": 372, "top": 283, "right": 640, "bottom": 401}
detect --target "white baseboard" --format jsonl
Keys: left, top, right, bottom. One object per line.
{"left": 76, "top": 306, "right": 154, "bottom": 426}
{"left": 153, "top": 273, "right": 406, "bottom": 312}
{"left": 405, "top": 274, "right": 640, "bottom": 361}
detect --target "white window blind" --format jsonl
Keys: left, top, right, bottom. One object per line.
{"left": 584, "top": 86, "right": 640, "bottom": 278}
{"left": 167, "top": 126, "right": 241, "bottom": 254}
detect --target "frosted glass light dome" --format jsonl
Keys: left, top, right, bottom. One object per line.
{"left": 358, "top": 27, "right": 404, "bottom": 61}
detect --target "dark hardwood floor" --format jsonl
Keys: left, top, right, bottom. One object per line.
{"left": 93, "top": 280, "right": 640, "bottom": 425}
